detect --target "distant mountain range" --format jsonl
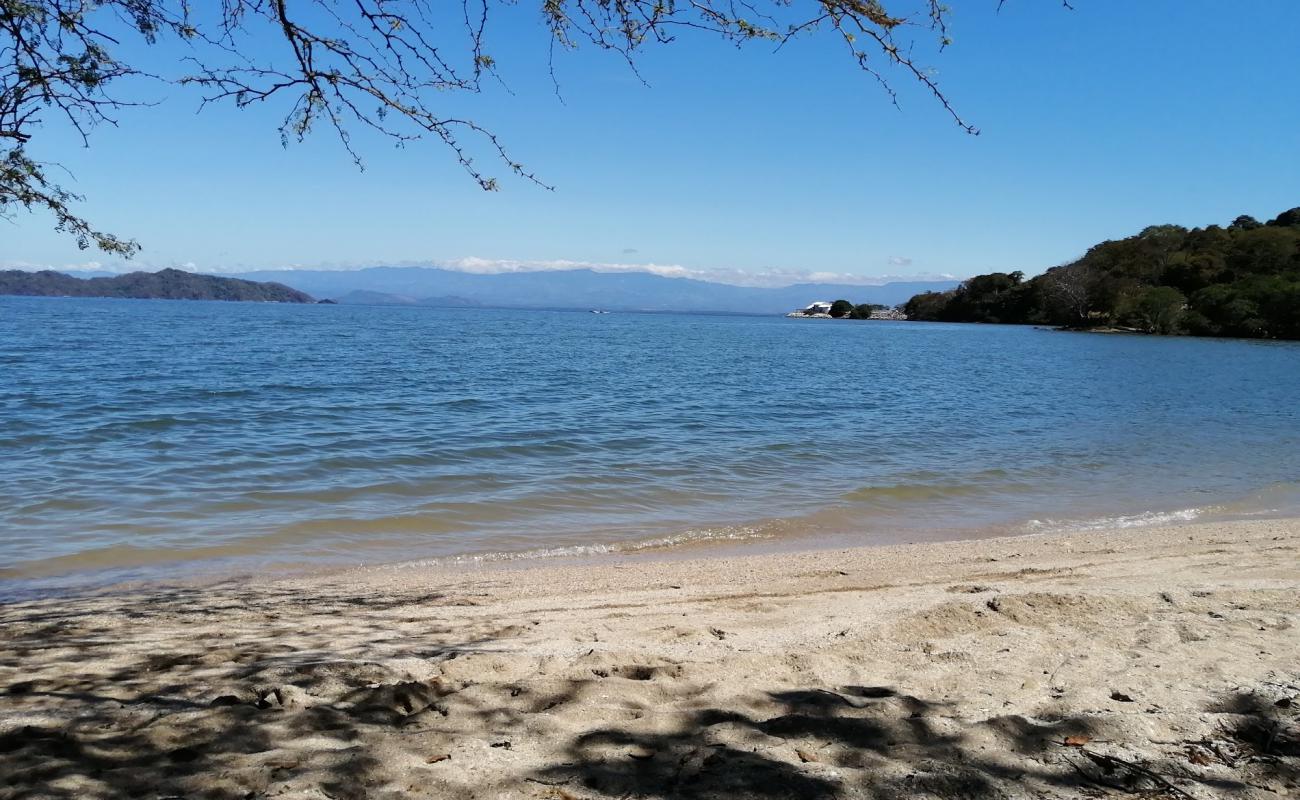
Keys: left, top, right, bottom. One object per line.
{"left": 229, "top": 267, "right": 958, "bottom": 313}
{"left": 326, "top": 289, "right": 484, "bottom": 308}
{"left": 1, "top": 268, "right": 315, "bottom": 303}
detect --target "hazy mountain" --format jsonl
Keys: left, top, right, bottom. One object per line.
{"left": 0, "top": 268, "right": 314, "bottom": 303}
{"left": 332, "top": 290, "right": 483, "bottom": 307}
{"left": 237, "top": 267, "right": 957, "bottom": 313}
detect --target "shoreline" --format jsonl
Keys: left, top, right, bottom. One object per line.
{"left": 6, "top": 493, "right": 1291, "bottom": 602}
{"left": 3, "top": 517, "right": 1298, "bottom": 798}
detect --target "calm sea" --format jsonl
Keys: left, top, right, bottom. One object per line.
{"left": 3, "top": 296, "right": 1299, "bottom": 594}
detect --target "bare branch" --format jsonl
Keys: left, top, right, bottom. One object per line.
{"left": 2, "top": 1, "right": 1061, "bottom": 253}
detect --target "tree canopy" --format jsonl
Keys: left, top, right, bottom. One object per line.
{"left": 849, "top": 302, "right": 887, "bottom": 319}
{"left": 2, "top": 1, "right": 1038, "bottom": 254}
{"left": 903, "top": 207, "right": 1300, "bottom": 340}
{"left": 829, "top": 299, "right": 854, "bottom": 318}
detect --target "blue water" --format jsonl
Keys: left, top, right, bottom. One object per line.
{"left": 2, "top": 296, "right": 1299, "bottom": 591}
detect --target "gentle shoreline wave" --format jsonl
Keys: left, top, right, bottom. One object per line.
{"left": 5, "top": 487, "right": 1295, "bottom": 601}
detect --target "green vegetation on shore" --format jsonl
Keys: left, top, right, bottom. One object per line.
{"left": 903, "top": 207, "right": 1300, "bottom": 339}
{"left": 828, "top": 300, "right": 889, "bottom": 319}
{"left": 0, "top": 268, "right": 315, "bottom": 304}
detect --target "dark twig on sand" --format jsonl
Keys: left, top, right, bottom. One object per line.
{"left": 1062, "top": 744, "right": 1198, "bottom": 799}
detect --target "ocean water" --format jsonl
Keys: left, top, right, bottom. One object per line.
{"left": 2, "top": 296, "right": 1299, "bottom": 593}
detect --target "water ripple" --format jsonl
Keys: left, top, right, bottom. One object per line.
{"left": 2, "top": 297, "right": 1299, "bottom": 591}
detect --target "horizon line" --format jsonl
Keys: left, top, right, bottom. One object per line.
{"left": 1, "top": 259, "right": 966, "bottom": 290}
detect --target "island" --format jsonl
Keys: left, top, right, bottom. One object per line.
{"left": 0, "top": 268, "right": 315, "bottom": 303}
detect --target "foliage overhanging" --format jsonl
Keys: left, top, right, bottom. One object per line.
{"left": 2, "top": 1, "right": 1034, "bottom": 253}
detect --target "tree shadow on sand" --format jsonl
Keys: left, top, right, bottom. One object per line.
{"left": 0, "top": 580, "right": 506, "bottom": 800}
{"left": 535, "top": 684, "right": 1299, "bottom": 799}
{"left": 2, "top": 579, "right": 1297, "bottom": 800}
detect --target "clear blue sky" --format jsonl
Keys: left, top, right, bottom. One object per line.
{"left": 6, "top": 1, "right": 1300, "bottom": 284}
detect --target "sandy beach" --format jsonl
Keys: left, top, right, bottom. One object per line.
{"left": 2, "top": 518, "right": 1297, "bottom": 799}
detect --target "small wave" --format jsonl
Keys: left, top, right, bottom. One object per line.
{"left": 842, "top": 483, "right": 989, "bottom": 503}
{"left": 840, "top": 472, "right": 1035, "bottom": 504}
{"left": 1206, "top": 481, "right": 1300, "bottom": 518}
{"left": 1024, "top": 507, "right": 1208, "bottom": 533}
{"left": 439, "top": 397, "right": 491, "bottom": 411}
{"left": 386, "top": 524, "right": 778, "bottom": 570}
{"left": 270, "top": 514, "right": 462, "bottom": 539}
{"left": 87, "top": 416, "right": 196, "bottom": 434}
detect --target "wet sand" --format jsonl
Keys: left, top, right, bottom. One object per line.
{"left": 2, "top": 518, "right": 1298, "bottom": 799}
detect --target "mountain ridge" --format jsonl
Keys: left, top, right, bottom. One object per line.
{"left": 232, "top": 266, "right": 958, "bottom": 313}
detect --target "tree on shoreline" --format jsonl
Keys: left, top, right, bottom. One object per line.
{"left": 902, "top": 208, "right": 1300, "bottom": 340}
{"left": 849, "top": 302, "right": 887, "bottom": 319}
{"left": 1, "top": 1, "right": 1066, "bottom": 254}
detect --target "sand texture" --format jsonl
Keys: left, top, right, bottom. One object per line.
{"left": 2, "top": 518, "right": 1298, "bottom": 799}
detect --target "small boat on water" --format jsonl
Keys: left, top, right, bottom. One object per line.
{"left": 590, "top": 309, "right": 610, "bottom": 314}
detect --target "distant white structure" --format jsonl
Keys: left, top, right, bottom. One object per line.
{"left": 785, "top": 300, "right": 835, "bottom": 318}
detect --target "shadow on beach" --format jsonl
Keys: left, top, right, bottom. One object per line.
{"left": 0, "top": 581, "right": 502, "bottom": 799}
{"left": 1, "top": 574, "right": 1298, "bottom": 799}
{"left": 531, "top": 683, "right": 1298, "bottom": 799}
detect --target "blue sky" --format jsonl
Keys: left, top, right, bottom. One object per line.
{"left": 6, "top": 1, "right": 1300, "bottom": 286}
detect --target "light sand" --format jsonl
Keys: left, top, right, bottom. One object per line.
{"left": 2, "top": 518, "right": 1298, "bottom": 799}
